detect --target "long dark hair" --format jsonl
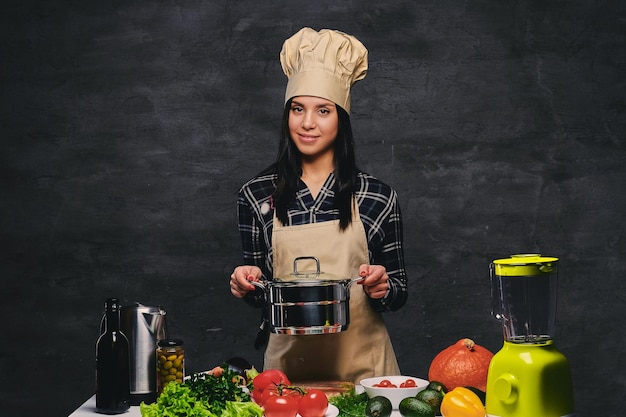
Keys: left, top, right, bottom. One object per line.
{"left": 270, "top": 98, "right": 358, "bottom": 230}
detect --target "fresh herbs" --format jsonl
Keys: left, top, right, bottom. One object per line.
{"left": 185, "top": 367, "right": 252, "bottom": 410}
{"left": 329, "top": 390, "right": 369, "bottom": 416}
{"left": 140, "top": 364, "right": 263, "bottom": 417}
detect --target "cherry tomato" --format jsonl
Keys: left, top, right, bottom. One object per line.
{"left": 374, "top": 379, "right": 397, "bottom": 388}
{"left": 400, "top": 379, "right": 417, "bottom": 388}
{"left": 298, "top": 389, "right": 329, "bottom": 417}
{"left": 251, "top": 369, "right": 291, "bottom": 404}
{"left": 264, "top": 395, "right": 299, "bottom": 417}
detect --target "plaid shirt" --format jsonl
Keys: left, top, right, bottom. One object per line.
{"left": 237, "top": 170, "right": 408, "bottom": 312}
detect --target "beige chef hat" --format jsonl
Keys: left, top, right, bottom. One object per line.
{"left": 280, "top": 27, "right": 368, "bottom": 114}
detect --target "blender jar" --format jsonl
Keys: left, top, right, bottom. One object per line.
{"left": 490, "top": 254, "right": 558, "bottom": 343}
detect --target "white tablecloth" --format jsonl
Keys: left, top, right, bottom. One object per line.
{"left": 69, "top": 396, "right": 141, "bottom": 417}
{"left": 69, "top": 388, "right": 424, "bottom": 417}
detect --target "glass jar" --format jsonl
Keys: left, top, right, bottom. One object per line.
{"left": 156, "top": 338, "right": 185, "bottom": 394}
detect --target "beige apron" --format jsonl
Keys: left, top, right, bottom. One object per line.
{"left": 264, "top": 199, "right": 400, "bottom": 384}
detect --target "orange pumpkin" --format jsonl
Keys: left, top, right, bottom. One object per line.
{"left": 428, "top": 338, "right": 494, "bottom": 391}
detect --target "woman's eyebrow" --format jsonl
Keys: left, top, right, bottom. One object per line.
{"left": 291, "top": 100, "right": 332, "bottom": 110}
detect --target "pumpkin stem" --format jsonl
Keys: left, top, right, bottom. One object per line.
{"left": 462, "top": 338, "right": 476, "bottom": 351}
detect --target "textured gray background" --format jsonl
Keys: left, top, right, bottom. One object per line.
{"left": 2, "top": 1, "right": 624, "bottom": 416}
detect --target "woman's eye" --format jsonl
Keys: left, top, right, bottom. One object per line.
{"left": 319, "top": 108, "right": 329, "bottom": 114}
{"left": 291, "top": 106, "right": 303, "bottom": 113}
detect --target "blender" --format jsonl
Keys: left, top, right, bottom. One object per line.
{"left": 486, "top": 254, "right": 575, "bottom": 417}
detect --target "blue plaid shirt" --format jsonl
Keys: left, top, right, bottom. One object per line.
{"left": 237, "top": 171, "right": 408, "bottom": 312}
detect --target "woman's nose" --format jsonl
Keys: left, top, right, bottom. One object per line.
{"left": 302, "top": 112, "right": 315, "bottom": 129}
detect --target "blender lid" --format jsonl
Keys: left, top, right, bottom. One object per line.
{"left": 492, "top": 253, "right": 558, "bottom": 276}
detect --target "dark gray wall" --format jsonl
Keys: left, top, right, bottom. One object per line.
{"left": 2, "top": 1, "right": 624, "bottom": 416}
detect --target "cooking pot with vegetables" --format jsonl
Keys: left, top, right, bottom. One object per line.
{"left": 250, "top": 256, "right": 362, "bottom": 335}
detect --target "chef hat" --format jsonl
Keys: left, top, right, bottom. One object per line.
{"left": 280, "top": 27, "right": 368, "bottom": 114}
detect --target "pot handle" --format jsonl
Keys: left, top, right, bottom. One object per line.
{"left": 347, "top": 277, "right": 365, "bottom": 288}
{"left": 293, "top": 256, "right": 321, "bottom": 276}
{"left": 249, "top": 280, "right": 267, "bottom": 291}
{"left": 248, "top": 280, "right": 269, "bottom": 304}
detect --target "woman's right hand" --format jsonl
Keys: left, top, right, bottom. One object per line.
{"left": 230, "top": 265, "right": 262, "bottom": 298}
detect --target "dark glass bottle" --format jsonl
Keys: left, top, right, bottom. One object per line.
{"left": 96, "top": 298, "right": 131, "bottom": 414}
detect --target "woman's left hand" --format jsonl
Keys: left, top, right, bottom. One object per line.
{"left": 358, "top": 264, "right": 389, "bottom": 299}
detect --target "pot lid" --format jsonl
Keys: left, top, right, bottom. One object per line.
{"left": 275, "top": 256, "right": 346, "bottom": 282}
{"left": 276, "top": 270, "right": 346, "bottom": 282}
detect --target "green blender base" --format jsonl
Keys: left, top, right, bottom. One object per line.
{"left": 486, "top": 340, "right": 575, "bottom": 417}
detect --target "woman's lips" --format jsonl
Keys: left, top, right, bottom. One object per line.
{"left": 297, "top": 133, "right": 318, "bottom": 143}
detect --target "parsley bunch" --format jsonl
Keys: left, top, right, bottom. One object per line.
{"left": 185, "top": 365, "right": 252, "bottom": 413}
{"left": 329, "top": 390, "right": 369, "bottom": 417}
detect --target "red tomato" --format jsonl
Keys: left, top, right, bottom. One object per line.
{"left": 298, "top": 389, "right": 329, "bottom": 417}
{"left": 400, "top": 379, "right": 417, "bottom": 388}
{"left": 261, "top": 385, "right": 302, "bottom": 407}
{"left": 251, "top": 369, "right": 291, "bottom": 403}
{"left": 264, "top": 395, "right": 299, "bottom": 417}
{"left": 253, "top": 369, "right": 291, "bottom": 391}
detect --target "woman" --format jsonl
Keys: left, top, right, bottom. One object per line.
{"left": 230, "top": 27, "right": 408, "bottom": 384}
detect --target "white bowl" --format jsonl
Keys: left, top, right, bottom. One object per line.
{"left": 360, "top": 375, "right": 429, "bottom": 409}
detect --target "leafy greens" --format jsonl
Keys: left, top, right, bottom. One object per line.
{"left": 329, "top": 390, "right": 369, "bottom": 417}
{"left": 140, "top": 364, "right": 263, "bottom": 417}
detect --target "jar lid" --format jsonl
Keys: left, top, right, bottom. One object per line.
{"left": 158, "top": 338, "right": 184, "bottom": 347}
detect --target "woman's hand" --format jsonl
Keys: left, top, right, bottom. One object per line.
{"left": 230, "top": 265, "right": 262, "bottom": 298}
{"left": 358, "top": 264, "right": 389, "bottom": 299}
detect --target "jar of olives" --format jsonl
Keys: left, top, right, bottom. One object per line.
{"left": 156, "top": 338, "right": 185, "bottom": 394}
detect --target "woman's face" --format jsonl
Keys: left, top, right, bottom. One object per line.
{"left": 288, "top": 96, "right": 339, "bottom": 161}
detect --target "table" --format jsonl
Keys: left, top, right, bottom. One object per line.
{"left": 69, "top": 392, "right": 423, "bottom": 417}
{"left": 69, "top": 387, "right": 419, "bottom": 417}
{"left": 69, "top": 396, "right": 141, "bottom": 417}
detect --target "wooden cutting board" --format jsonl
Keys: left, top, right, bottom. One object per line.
{"left": 292, "top": 380, "right": 355, "bottom": 398}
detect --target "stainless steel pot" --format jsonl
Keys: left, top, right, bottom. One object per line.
{"left": 251, "top": 256, "right": 362, "bottom": 335}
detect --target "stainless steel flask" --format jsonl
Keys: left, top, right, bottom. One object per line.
{"left": 119, "top": 302, "right": 167, "bottom": 404}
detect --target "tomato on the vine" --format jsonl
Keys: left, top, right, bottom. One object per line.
{"left": 253, "top": 369, "right": 291, "bottom": 392}
{"left": 298, "top": 389, "right": 329, "bottom": 417}
{"left": 260, "top": 384, "right": 302, "bottom": 407}
{"left": 251, "top": 369, "right": 291, "bottom": 404}
{"left": 264, "top": 395, "right": 299, "bottom": 417}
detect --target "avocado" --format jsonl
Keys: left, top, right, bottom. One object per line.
{"left": 365, "top": 395, "right": 392, "bottom": 417}
{"left": 399, "top": 397, "right": 435, "bottom": 417}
